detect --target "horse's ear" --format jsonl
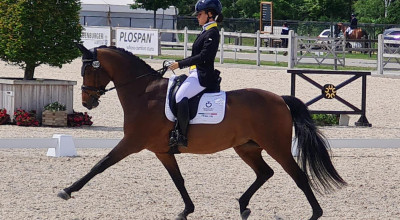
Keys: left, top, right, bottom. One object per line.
{"left": 76, "top": 44, "right": 92, "bottom": 57}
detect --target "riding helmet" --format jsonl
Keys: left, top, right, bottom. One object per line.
{"left": 194, "top": 0, "right": 222, "bottom": 15}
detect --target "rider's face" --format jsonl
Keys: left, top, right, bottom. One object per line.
{"left": 197, "top": 11, "right": 208, "bottom": 26}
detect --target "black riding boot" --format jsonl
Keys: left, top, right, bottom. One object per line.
{"left": 176, "top": 97, "right": 189, "bottom": 147}
{"left": 168, "top": 98, "right": 189, "bottom": 148}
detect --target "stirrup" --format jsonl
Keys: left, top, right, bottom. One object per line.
{"left": 168, "top": 130, "right": 178, "bottom": 147}
{"left": 168, "top": 129, "right": 187, "bottom": 148}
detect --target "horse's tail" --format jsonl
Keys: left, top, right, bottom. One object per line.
{"left": 281, "top": 95, "right": 347, "bottom": 193}
{"left": 360, "top": 29, "right": 368, "bottom": 39}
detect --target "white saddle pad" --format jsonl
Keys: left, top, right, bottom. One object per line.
{"left": 165, "top": 75, "right": 226, "bottom": 124}
{"left": 348, "top": 29, "right": 353, "bottom": 35}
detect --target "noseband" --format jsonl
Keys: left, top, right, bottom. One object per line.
{"left": 80, "top": 47, "right": 112, "bottom": 102}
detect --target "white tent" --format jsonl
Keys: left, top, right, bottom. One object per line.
{"left": 80, "top": 0, "right": 177, "bottom": 29}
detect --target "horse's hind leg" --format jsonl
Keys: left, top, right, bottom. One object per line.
{"left": 156, "top": 153, "right": 194, "bottom": 220}
{"left": 269, "top": 150, "right": 323, "bottom": 220}
{"left": 234, "top": 142, "right": 274, "bottom": 220}
{"left": 58, "top": 138, "right": 141, "bottom": 200}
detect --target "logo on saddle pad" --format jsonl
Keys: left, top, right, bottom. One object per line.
{"left": 165, "top": 75, "right": 226, "bottom": 124}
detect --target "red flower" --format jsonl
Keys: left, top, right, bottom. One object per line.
{"left": 67, "top": 111, "right": 93, "bottom": 127}
{"left": 0, "top": 108, "right": 10, "bottom": 125}
{"left": 14, "top": 108, "right": 39, "bottom": 126}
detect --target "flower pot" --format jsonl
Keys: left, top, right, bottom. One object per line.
{"left": 42, "top": 110, "right": 67, "bottom": 127}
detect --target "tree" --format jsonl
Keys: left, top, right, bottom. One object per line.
{"left": 303, "top": 0, "right": 351, "bottom": 21}
{"left": 272, "top": 0, "right": 308, "bottom": 20}
{"left": 131, "top": 0, "right": 175, "bottom": 28}
{"left": 386, "top": 0, "right": 400, "bottom": 23}
{"left": 174, "top": 0, "right": 196, "bottom": 16}
{"left": 354, "top": 0, "right": 400, "bottom": 23}
{"left": 220, "top": 0, "right": 260, "bottom": 18}
{"left": 0, "top": 0, "right": 82, "bottom": 80}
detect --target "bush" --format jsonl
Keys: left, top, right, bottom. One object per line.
{"left": 14, "top": 109, "right": 39, "bottom": 126}
{"left": 311, "top": 114, "right": 339, "bottom": 126}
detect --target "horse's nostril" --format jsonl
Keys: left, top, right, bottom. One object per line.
{"left": 82, "top": 102, "right": 92, "bottom": 110}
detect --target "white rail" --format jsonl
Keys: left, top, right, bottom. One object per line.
{"left": 159, "top": 27, "right": 294, "bottom": 68}
{"left": 377, "top": 34, "right": 400, "bottom": 74}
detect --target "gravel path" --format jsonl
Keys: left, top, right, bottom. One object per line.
{"left": 0, "top": 59, "right": 399, "bottom": 219}
{"left": 1, "top": 59, "right": 400, "bottom": 139}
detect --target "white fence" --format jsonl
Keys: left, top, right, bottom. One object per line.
{"left": 83, "top": 26, "right": 399, "bottom": 72}
{"left": 158, "top": 27, "right": 295, "bottom": 68}
{"left": 294, "top": 36, "right": 346, "bottom": 69}
{"left": 377, "top": 34, "right": 400, "bottom": 74}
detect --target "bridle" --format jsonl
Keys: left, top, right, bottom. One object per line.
{"left": 80, "top": 47, "right": 171, "bottom": 102}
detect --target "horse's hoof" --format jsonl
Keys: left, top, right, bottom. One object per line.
{"left": 241, "top": 208, "right": 251, "bottom": 220}
{"left": 57, "top": 190, "right": 71, "bottom": 200}
{"left": 175, "top": 216, "right": 186, "bottom": 220}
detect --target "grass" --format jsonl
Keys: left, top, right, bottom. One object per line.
{"left": 162, "top": 47, "right": 378, "bottom": 62}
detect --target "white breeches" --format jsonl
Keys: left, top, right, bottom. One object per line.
{"left": 175, "top": 69, "right": 206, "bottom": 103}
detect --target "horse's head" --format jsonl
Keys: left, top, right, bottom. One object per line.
{"left": 337, "top": 22, "right": 345, "bottom": 32}
{"left": 77, "top": 44, "right": 111, "bottom": 110}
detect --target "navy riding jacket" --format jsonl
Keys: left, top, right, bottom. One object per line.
{"left": 178, "top": 24, "right": 220, "bottom": 88}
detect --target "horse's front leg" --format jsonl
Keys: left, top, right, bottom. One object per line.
{"left": 58, "top": 138, "right": 141, "bottom": 200}
{"left": 156, "top": 153, "right": 194, "bottom": 220}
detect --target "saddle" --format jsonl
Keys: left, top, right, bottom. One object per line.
{"left": 167, "top": 70, "right": 222, "bottom": 155}
{"left": 168, "top": 70, "right": 221, "bottom": 119}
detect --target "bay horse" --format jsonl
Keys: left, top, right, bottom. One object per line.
{"left": 337, "top": 22, "right": 368, "bottom": 40}
{"left": 57, "top": 44, "right": 346, "bottom": 220}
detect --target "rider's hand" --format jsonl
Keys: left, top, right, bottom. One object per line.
{"left": 168, "top": 62, "right": 179, "bottom": 70}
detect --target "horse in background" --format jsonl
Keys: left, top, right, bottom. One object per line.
{"left": 337, "top": 22, "right": 368, "bottom": 40}
{"left": 337, "top": 22, "right": 369, "bottom": 51}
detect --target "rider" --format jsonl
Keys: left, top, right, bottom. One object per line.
{"left": 346, "top": 13, "right": 358, "bottom": 37}
{"left": 168, "top": 0, "right": 223, "bottom": 147}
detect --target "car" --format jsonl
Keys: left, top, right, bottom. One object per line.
{"left": 318, "top": 29, "right": 331, "bottom": 38}
{"left": 383, "top": 28, "right": 400, "bottom": 40}
{"left": 383, "top": 28, "right": 400, "bottom": 47}
{"left": 314, "top": 29, "right": 333, "bottom": 49}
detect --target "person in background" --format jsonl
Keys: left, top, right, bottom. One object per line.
{"left": 346, "top": 13, "right": 358, "bottom": 37}
{"left": 168, "top": 0, "right": 223, "bottom": 148}
{"left": 281, "top": 22, "right": 289, "bottom": 48}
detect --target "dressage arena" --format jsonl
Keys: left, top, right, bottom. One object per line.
{"left": 1, "top": 59, "right": 399, "bottom": 219}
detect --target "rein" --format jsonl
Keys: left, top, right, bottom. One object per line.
{"left": 81, "top": 69, "right": 166, "bottom": 95}
{"left": 81, "top": 49, "right": 171, "bottom": 97}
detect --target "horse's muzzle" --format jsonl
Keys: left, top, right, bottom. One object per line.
{"left": 82, "top": 97, "right": 99, "bottom": 110}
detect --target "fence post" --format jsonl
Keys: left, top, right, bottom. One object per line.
{"left": 184, "top": 27, "right": 188, "bottom": 59}
{"left": 342, "top": 38, "right": 346, "bottom": 66}
{"left": 220, "top": 28, "right": 224, "bottom": 64}
{"left": 256, "top": 30, "right": 261, "bottom": 66}
{"left": 377, "top": 34, "right": 383, "bottom": 74}
{"left": 288, "top": 30, "right": 295, "bottom": 68}
{"left": 333, "top": 40, "right": 337, "bottom": 70}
